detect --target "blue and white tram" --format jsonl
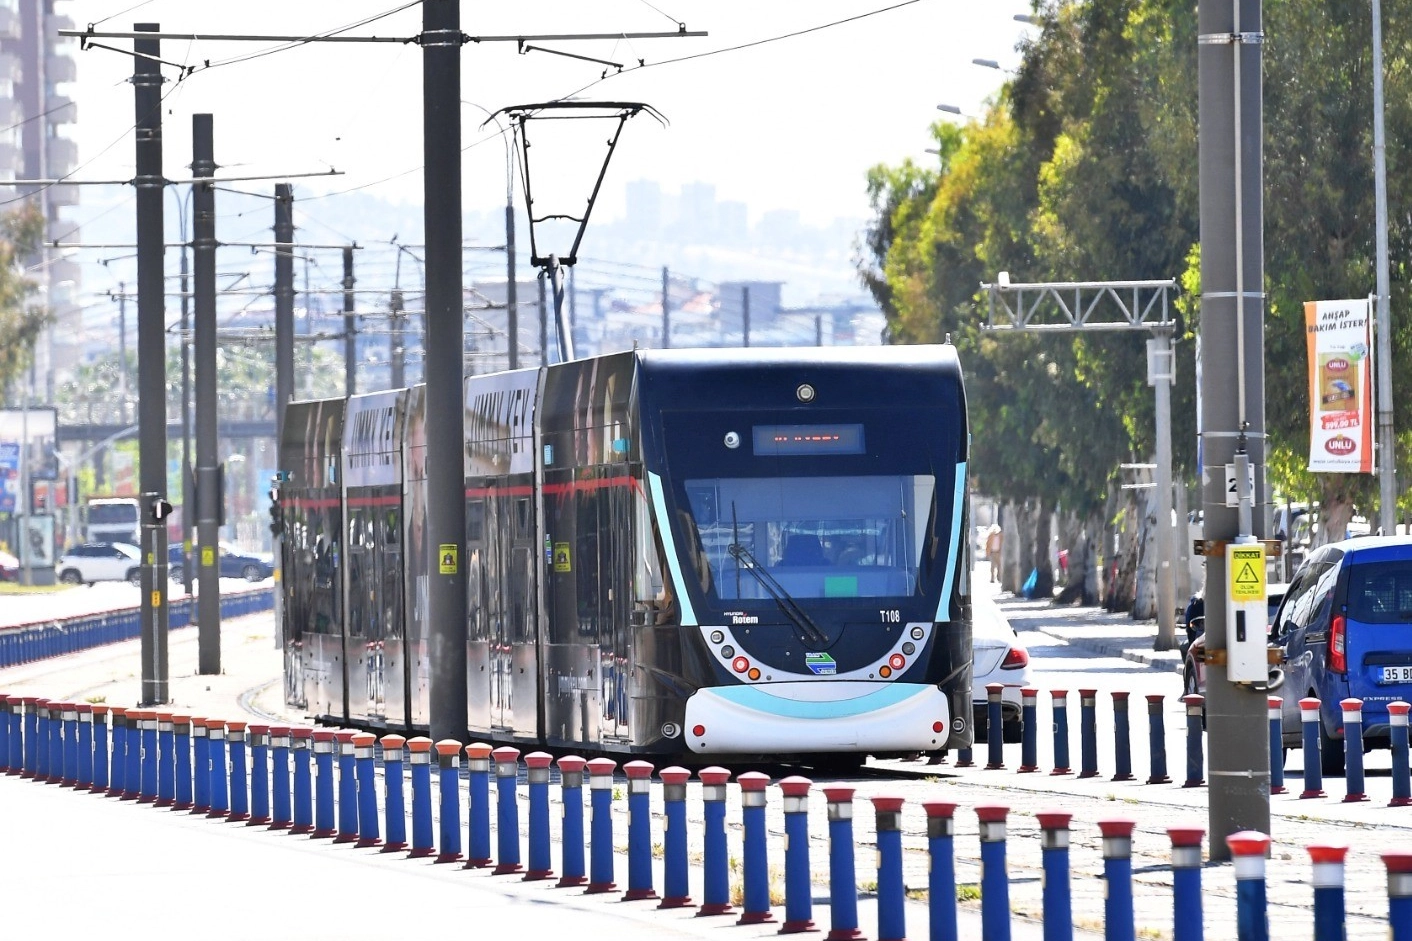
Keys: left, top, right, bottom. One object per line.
{"left": 280, "top": 344, "right": 972, "bottom": 758}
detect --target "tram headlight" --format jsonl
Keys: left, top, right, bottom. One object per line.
{"left": 796, "top": 383, "right": 816, "bottom": 403}
{"left": 902, "top": 642, "right": 916, "bottom": 655}
{"left": 910, "top": 626, "right": 925, "bottom": 640}
{"left": 721, "top": 645, "right": 735, "bottom": 659}
{"left": 709, "top": 630, "right": 724, "bottom": 644}
{"left": 723, "top": 431, "right": 741, "bottom": 449}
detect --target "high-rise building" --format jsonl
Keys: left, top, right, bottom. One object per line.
{"left": 0, "top": 0, "right": 80, "bottom": 397}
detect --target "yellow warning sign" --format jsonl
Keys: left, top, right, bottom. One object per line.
{"left": 439, "top": 544, "right": 458, "bottom": 575}
{"left": 201, "top": 546, "right": 215, "bottom": 568}
{"left": 1228, "top": 545, "right": 1266, "bottom": 603}
{"left": 553, "top": 542, "right": 572, "bottom": 573}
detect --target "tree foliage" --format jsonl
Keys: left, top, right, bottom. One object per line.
{"left": 0, "top": 204, "right": 50, "bottom": 399}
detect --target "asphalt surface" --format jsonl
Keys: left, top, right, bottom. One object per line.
{"left": 0, "top": 574, "right": 1403, "bottom": 941}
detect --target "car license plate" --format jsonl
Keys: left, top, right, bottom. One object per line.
{"left": 1381, "top": 666, "right": 1412, "bottom": 684}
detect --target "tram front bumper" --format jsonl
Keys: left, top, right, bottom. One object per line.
{"left": 683, "top": 682, "right": 950, "bottom": 754}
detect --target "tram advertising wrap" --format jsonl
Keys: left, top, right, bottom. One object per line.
{"left": 278, "top": 345, "right": 971, "bottom": 760}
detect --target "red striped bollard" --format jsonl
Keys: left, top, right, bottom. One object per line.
{"left": 7, "top": 696, "right": 24, "bottom": 775}
{"left": 823, "top": 787, "right": 861, "bottom": 940}
{"left": 76, "top": 704, "right": 94, "bottom": 791}
{"left": 623, "top": 759, "right": 656, "bottom": 899}
{"left": 1307, "top": 843, "right": 1347, "bottom": 941}
{"left": 1227, "top": 831, "right": 1271, "bottom": 941}
{"left": 226, "top": 720, "right": 250, "bottom": 822}
{"left": 156, "top": 712, "right": 175, "bottom": 807}
{"left": 924, "top": 802, "right": 958, "bottom": 941}
{"left": 1112, "top": 691, "right": 1135, "bottom": 781}
{"left": 658, "top": 767, "right": 693, "bottom": 908}
{"left": 873, "top": 795, "right": 906, "bottom": 941}
{"left": 171, "top": 715, "right": 191, "bottom": 810}
{"left": 977, "top": 804, "right": 1011, "bottom": 941}
{"left": 1168, "top": 826, "right": 1204, "bottom": 941}
{"left": 405, "top": 736, "right": 434, "bottom": 857}
{"left": 1100, "top": 819, "right": 1136, "bottom": 941}
{"left": 492, "top": 746, "right": 523, "bottom": 875}
{"left": 289, "top": 727, "right": 314, "bottom": 835}
{"left": 0, "top": 696, "right": 10, "bottom": 774}
{"left": 1146, "top": 694, "right": 1170, "bottom": 784}
{"left": 1268, "top": 697, "right": 1286, "bottom": 796}
{"left": 1037, "top": 810, "right": 1072, "bottom": 941}
{"left": 1019, "top": 688, "right": 1039, "bottom": 773}
{"left": 523, "top": 752, "right": 553, "bottom": 880}
{"left": 90, "top": 705, "right": 110, "bottom": 793}
{"left": 985, "top": 683, "right": 1005, "bottom": 769}
{"left": 737, "top": 771, "right": 774, "bottom": 925}
{"left": 205, "top": 719, "right": 228, "bottom": 817}
{"left": 555, "top": 756, "right": 587, "bottom": 887}
{"left": 1299, "top": 697, "right": 1325, "bottom": 798}
{"left": 269, "top": 726, "right": 292, "bottom": 829}
{"left": 698, "top": 767, "right": 733, "bottom": 915}
{"left": 464, "top": 743, "right": 493, "bottom": 868}
{"left": 434, "top": 740, "right": 463, "bottom": 863}
{"left": 1385, "top": 851, "right": 1412, "bottom": 940}
{"left": 106, "top": 705, "right": 127, "bottom": 796}
{"left": 353, "top": 732, "right": 380, "bottom": 848}
{"left": 1051, "top": 690, "right": 1071, "bottom": 775}
{"left": 61, "top": 703, "right": 79, "bottom": 787}
{"left": 334, "top": 730, "right": 359, "bottom": 842}
{"left": 311, "top": 729, "right": 336, "bottom": 837}
{"left": 20, "top": 696, "right": 38, "bottom": 778}
{"left": 779, "top": 777, "right": 813, "bottom": 932}
{"left": 1182, "top": 695, "right": 1205, "bottom": 788}
{"left": 586, "top": 757, "right": 618, "bottom": 893}
{"left": 379, "top": 734, "right": 407, "bottom": 852}
{"left": 1340, "top": 699, "right": 1368, "bottom": 802}
{"left": 135, "top": 709, "right": 156, "bottom": 799}
{"left": 1392, "top": 702, "right": 1411, "bottom": 807}
{"left": 1079, "top": 689, "right": 1099, "bottom": 778}
{"left": 247, "top": 724, "right": 270, "bottom": 825}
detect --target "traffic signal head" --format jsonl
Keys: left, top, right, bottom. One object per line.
{"left": 268, "top": 488, "right": 283, "bottom": 537}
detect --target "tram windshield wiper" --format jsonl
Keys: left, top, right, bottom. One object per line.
{"left": 726, "top": 541, "right": 831, "bottom": 649}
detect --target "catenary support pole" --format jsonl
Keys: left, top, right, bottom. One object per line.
{"left": 342, "top": 246, "right": 357, "bottom": 396}
{"left": 192, "top": 113, "right": 221, "bottom": 674}
{"left": 273, "top": 184, "right": 294, "bottom": 453}
{"left": 1372, "top": 0, "right": 1398, "bottom": 534}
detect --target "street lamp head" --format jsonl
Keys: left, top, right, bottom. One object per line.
{"left": 1013, "top": 14, "right": 1039, "bottom": 25}
{"left": 972, "top": 58, "right": 1003, "bottom": 71}
{"left": 936, "top": 103, "right": 963, "bottom": 115}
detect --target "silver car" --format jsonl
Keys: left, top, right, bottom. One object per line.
{"left": 56, "top": 542, "right": 142, "bottom": 586}
{"left": 971, "top": 594, "right": 1033, "bottom": 742}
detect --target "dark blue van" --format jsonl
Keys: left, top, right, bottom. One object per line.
{"left": 1274, "top": 536, "right": 1412, "bottom": 775}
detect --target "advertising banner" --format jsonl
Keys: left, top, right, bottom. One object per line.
{"left": 0, "top": 441, "right": 18, "bottom": 514}
{"left": 1304, "top": 298, "right": 1374, "bottom": 473}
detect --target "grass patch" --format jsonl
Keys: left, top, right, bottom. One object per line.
{"left": 956, "top": 883, "right": 982, "bottom": 903}
{"left": 85, "top": 695, "right": 107, "bottom": 704}
{"left": 0, "top": 582, "right": 68, "bottom": 595}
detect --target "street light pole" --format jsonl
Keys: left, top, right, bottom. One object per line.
{"left": 1371, "top": 0, "right": 1398, "bottom": 534}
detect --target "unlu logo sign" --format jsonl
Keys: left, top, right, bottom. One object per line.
{"left": 1326, "top": 357, "right": 1350, "bottom": 372}
{"left": 1325, "top": 435, "right": 1357, "bottom": 456}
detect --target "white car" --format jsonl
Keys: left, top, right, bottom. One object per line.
{"left": 971, "top": 594, "right": 1033, "bottom": 743}
{"left": 56, "top": 542, "right": 142, "bottom": 586}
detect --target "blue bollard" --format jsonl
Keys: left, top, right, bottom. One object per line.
{"left": 1112, "top": 691, "right": 1135, "bottom": 781}
{"left": 106, "top": 706, "right": 127, "bottom": 797}
{"left": 1079, "top": 689, "right": 1099, "bottom": 778}
{"left": 737, "top": 771, "right": 775, "bottom": 925}
{"left": 433, "top": 739, "right": 463, "bottom": 863}
{"left": 986, "top": 683, "right": 1006, "bottom": 769}
{"left": 289, "top": 728, "right": 314, "bottom": 835}
{"left": 1227, "top": 832, "right": 1271, "bottom": 941}
{"left": 0, "top": 696, "right": 9, "bottom": 774}
{"left": 1051, "top": 690, "right": 1071, "bottom": 775}
{"left": 824, "top": 786, "right": 862, "bottom": 940}
{"left": 493, "top": 746, "right": 524, "bottom": 875}
{"left": 977, "top": 804, "right": 1012, "bottom": 941}
{"left": 379, "top": 734, "right": 408, "bottom": 852}
{"left": 873, "top": 795, "right": 906, "bottom": 941}
{"left": 247, "top": 724, "right": 270, "bottom": 825}
{"left": 33, "top": 698, "right": 51, "bottom": 783}
{"left": 90, "top": 705, "right": 110, "bottom": 794}
{"left": 1391, "top": 702, "right": 1411, "bottom": 807}
{"left": 40, "top": 700, "right": 57, "bottom": 784}
{"left": 1384, "top": 852, "right": 1412, "bottom": 941}
{"left": 226, "top": 721, "right": 250, "bottom": 822}
{"left": 6, "top": 696, "right": 22, "bottom": 775}
{"left": 269, "top": 726, "right": 292, "bottom": 829}
{"left": 1307, "top": 843, "right": 1347, "bottom": 941}
{"left": 21, "top": 696, "right": 39, "bottom": 778}
{"left": 779, "top": 776, "right": 814, "bottom": 932}
{"left": 206, "top": 719, "right": 229, "bottom": 817}
{"left": 464, "top": 743, "right": 493, "bottom": 868}
{"left": 955, "top": 743, "right": 975, "bottom": 768}
{"left": 156, "top": 712, "right": 175, "bottom": 807}
{"left": 924, "top": 802, "right": 958, "bottom": 941}
{"left": 1268, "top": 697, "right": 1286, "bottom": 796}
{"left": 171, "top": 716, "right": 192, "bottom": 810}
{"left": 1341, "top": 699, "right": 1368, "bottom": 802}
{"left": 311, "top": 729, "right": 336, "bottom": 837}
{"left": 137, "top": 709, "right": 158, "bottom": 801}
{"left": 76, "top": 704, "right": 93, "bottom": 790}
{"left": 405, "top": 736, "right": 434, "bottom": 857}
{"left": 1100, "top": 819, "right": 1136, "bottom": 941}
{"left": 352, "top": 732, "right": 380, "bottom": 847}
{"left": 623, "top": 759, "right": 656, "bottom": 899}
{"left": 659, "top": 767, "right": 693, "bottom": 908}
{"left": 555, "top": 755, "right": 588, "bottom": 887}
{"left": 1182, "top": 695, "right": 1205, "bottom": 788}
{"left": 334, "top": 730, "right": 359, "bottom": 843}
{"left": 586, "top": 757, "right": 618, "bottom": 893}
{"left": 523, "top": 752, "right": 554, "bottom": 880}
{"left": 122, "top": 708, "right": 142, "bottom": 800}
{"left": 1019, "top": 688, "right": 1039, "bottom": 773}
{"left": 190, "top": 716, "right": 210, "bottom": 811}
{"left": 1037, "top": 811, "right": 1073, "bottom": 941}
{"left": 61, "top": 703, "right": 79, "bottom": 786}
{"left": 1146, "top": 694, "right": 1171, "bottom": 784}
{"left": 698, "top": 767, "right": 733, "bottom": 915}
{"left": 1168, "top": 826, "right": 1205, "bottom": 941}
{"left": 1300, "top": 697, "right": 1326, "bottom": 799}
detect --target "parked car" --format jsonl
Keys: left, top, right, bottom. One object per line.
{"left": 56, "top": 542, "right": 142, "bottom": 586}
{"left": 168, "top": 543, "right": 274, "bottom": 583}
{"left": 0, "top": 548, "right": 18, "bottom": 582}
{"left": 1271, "top": 536, "right": 1412, "bottom": 776}
{"left": 972, "top": 594, "right": 1033, "bottom": 743}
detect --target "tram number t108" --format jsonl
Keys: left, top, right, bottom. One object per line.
{"left": 880, "top": 609, "right": 901, "bottom": 623}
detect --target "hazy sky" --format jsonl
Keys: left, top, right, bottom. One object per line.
{"left": 60, "top": 0, "right": 1026, "bottom": 234}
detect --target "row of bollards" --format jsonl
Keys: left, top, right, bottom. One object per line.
{"left": 8, "top": 692, "right": 1412, "bottom": 939}
{"left": 977, "top": 687, "right": 1412, "bottom": 805}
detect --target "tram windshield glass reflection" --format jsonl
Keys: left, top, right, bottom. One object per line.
{"left": 683, "top": 474, "right": 935, "bottom": 600}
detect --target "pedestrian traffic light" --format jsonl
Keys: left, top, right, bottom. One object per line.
{"left": 268, "top": 487, "right": 283, "bottom": 537}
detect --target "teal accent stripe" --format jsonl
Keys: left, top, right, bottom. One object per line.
{"left": 648, "top": 471, "right": 697, "bottom": 626}
{"left": 935, "top": 461, "right": 967, "bottom": 623}
{"left": 704, "top": 683, "right": 931, "bottom": 720}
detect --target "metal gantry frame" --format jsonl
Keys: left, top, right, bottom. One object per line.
{"left": 979, "top": 277, "right": 1182, "bottom": 651}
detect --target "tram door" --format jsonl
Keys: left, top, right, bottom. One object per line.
{"left": 599, "top": 466, "right": 633, "bottom": 744}
{"left": 507, "top": 495, "right": 538, "bottom": 739}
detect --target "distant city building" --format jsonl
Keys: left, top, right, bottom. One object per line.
{"left": 624, "top": 179, "right": 662, "bottom": 237}
{"left": 0, "top": 0, "right": 81, "bottom": 395}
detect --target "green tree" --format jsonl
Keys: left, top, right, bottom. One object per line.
{"left": 0, "top": 204, "right": 51, "bottom": 399}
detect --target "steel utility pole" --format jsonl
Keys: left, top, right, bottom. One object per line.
{"left": 343, "top": 246, "right": 357, "bottom": 396}
{"left": 193, "top": 113, "right": 221, "bottom": 675}
{"left": 506, "top": 204, "right": 518, "bottom": 370}
{"left": 274, "top": 184, "right": 294, "bottom": 451}
{"left": 538, "top": 274, "right": 548, "bottom": 365}
{"left": 422, "top": 0, "right": 468, "bottom": 744}
{"left": 179, "top": 206, "right": 193, "bottom": 595}
{"left": 134, "top": 23, "right": 170, "bottom": 705}
{"left": 1198, "top": 0, "right": 1270, "bottom": 858}
{"left": 1371, "top": 0, "right": 1398, "bottom": 534}
{"left": 391, "top": 290, "right": 405, "bottom": 389}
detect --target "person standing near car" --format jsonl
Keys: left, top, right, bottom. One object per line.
{"left": 985, "top": 524, "right": 1003, "bottom": 583}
